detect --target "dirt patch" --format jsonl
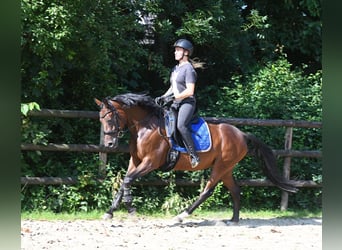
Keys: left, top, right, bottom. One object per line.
{"left": 21, "top": 216, "right": 322, "bottom": 249}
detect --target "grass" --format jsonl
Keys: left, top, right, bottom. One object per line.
{"left": 21, "top": 208, "right": 322, "bottom": 221}
{"left": 194, "top": 209, "right": 322, "bottom": 220}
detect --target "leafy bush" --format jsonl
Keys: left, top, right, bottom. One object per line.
{"left": 198, "top": 57, "right": 322, "bottom": 211}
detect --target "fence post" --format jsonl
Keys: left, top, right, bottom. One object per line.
{"left": 98, "top": 124, "right": 107, "bottom": 178}
{"left": 280, "top": 127, "right": 293, "bottom": 211}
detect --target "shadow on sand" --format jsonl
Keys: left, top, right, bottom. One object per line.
{"left": 167, "top": 217, "right": 322, "bottom": 228}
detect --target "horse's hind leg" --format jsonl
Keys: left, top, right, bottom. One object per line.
{"left": 175, "top": 167, "right": 224, "bottom": 222}
{"left": 221, "top": 171, "right": 241, "bottom": 224}
{"left": 175, "top": 183, "right": 217, "bottom": 223}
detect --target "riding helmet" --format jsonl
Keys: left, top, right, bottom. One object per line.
{"left": 173, "top": 39, "right": 194, "bottom": 56}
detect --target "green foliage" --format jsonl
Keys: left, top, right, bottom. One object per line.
{"left": 198, "top": 182, "right": 230, "bottom": 210}
{"left": 205, "top": 57, "right": 322, "bottom": 121}
{"left": 176, "top": 10, "right": 221, "bottom": 41}
{"left": 21, "top": 102, "right": 49, "bottom": 145}
{"left": 21, "top": 102, "right": 40, "bottom": 116}
{"left": 21, "top": 102, "right": 52, "bottom": 176}
{"left": 21, "top": 0, "right": 146, "bottom": 109}
{"left": 243, "top": 0, "right": 321, "bottom": 71}
{"left": 22, "top": 163, "right": 124, "bottom": 213}
{"left": 160, "top": 173, "right": 195, "bottom": 214}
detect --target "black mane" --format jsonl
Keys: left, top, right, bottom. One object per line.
{"left": 109, "top": 92, "right": 163, "bottom": 116}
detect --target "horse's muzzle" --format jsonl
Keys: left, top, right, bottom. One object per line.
{"left": 105, "top": 137, "right": 119, "bottom": 148}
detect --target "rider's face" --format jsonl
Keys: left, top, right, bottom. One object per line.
{"left": 174, "top": 47, "right": 188, "bottom": 61}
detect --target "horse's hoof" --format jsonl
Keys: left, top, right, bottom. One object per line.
{"left": 128, "top": 208, "right": 136, "bottom": 215}
{"left": 214, "top": 220, "right": 229, "bottom": 226}
{"left": 174, "top": 211, "right": 189, "bottom": 223}
{"left": 226, "top": 220, "right": 239, "bottom": 226}
{"left": 174, "top": 215, "right": 183, "bottom": 223}
{"left": 102, "top": 213, "right": 113, "bottom": 220}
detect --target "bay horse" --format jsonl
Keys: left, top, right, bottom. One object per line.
{"left": 94, "top": 93, "right": 297, "bottom": 224}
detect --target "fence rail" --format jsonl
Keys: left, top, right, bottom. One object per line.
{"left": 20, "top": 143, "right": 322, "bottom": 158}
{"left": 22, "top": 108, "right": 322, "bottom": 209}
{"left": 28, "top": 109, "right": 322, "bottom": 128}
{"left": 21, "top": 177, "right": 321, "bottom": 187}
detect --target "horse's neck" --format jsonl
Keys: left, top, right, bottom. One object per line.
{"left": 125, "top": 107, "right": 156, "bottom": 131}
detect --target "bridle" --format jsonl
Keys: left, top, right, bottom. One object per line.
{"left": 101, "top": 99, "right": 124, "bottom": 139}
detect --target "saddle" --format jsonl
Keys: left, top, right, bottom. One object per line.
{"left": 160, "top": 106, "right": 212, "bottom": 171}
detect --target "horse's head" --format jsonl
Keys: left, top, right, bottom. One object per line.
{"left": 94, "top": 98, "right": 126, "bottom": 148}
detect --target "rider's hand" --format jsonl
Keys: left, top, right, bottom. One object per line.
{"left": 154, "top": 96, "right": 163, "bottom": 105}
{"left": 163, "top": 94, "right": 174, "bottom": 106}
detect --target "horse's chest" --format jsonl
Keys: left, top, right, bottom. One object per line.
{"left": 136, "top": 128, "right": 153, "bottom": 149}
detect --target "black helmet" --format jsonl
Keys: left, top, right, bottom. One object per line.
{"left": 173, "top": 39, "right": 193, "bottom": 56}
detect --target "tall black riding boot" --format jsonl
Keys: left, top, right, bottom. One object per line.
{"left": 182, "top": 133, "right": 200, "bottom": 168}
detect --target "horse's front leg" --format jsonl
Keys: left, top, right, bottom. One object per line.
{"left": 121, "top": 175, "right": 137, "bottom": 214}
{"left": 121, "top": 155, "right": 159, "bottom": 214}
{"left": 103, "top": 156, "right": 138, "bottom": 220}
{"left": 103, "top": 185, "right": 124, "bottom": 219}
{"left": 104, "top": 156, "right": 155, "bottom": 219}
{"left": 103, "top": 175, "right": 137, "bottom": 220}
{"left": 103, "top": 176, "right": 136, "bottom": 220}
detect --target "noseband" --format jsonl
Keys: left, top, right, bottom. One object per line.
{"left": 101, "top": 99, "right": 124, "bottom": 138}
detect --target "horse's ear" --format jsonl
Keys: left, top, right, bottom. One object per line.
{"left": 94, "top": 98, "right": 102, "bottom": 107}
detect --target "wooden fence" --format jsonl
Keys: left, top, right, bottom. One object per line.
{"left": 21, "top": 109, "right": 322, "bottom": 210}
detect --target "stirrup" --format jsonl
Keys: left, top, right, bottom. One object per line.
{"left": 190, "top": 154, "right": 200, "bottom": 168}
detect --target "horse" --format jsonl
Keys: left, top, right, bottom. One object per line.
{"left": 94, "top": 93, "right": 297, "bottom": 224}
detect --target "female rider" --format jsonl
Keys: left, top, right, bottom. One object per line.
{"left": 156, "top": 39, "right": 202, "bottom": 168}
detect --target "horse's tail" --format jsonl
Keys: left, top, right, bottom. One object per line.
{"left": 244, "top": 133, "right": 298, "bottom": 193}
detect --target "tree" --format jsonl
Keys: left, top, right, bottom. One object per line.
{"left": 242, "top": 0, "right": 321, "bottom": 73}
{"left": 21, "top": 0, "right": 148, "bottom": 109}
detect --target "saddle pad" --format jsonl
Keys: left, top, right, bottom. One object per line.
{"left": 172, "top": 117, "right": 212, "bottom": 153}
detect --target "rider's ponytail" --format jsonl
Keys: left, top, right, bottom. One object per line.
{"left": 189, "top": 57, "right": 206, "bottom": 69}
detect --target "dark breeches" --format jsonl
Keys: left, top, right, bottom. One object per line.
{"left": 176, "top": 101, "right": 195, "bottom": 137}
